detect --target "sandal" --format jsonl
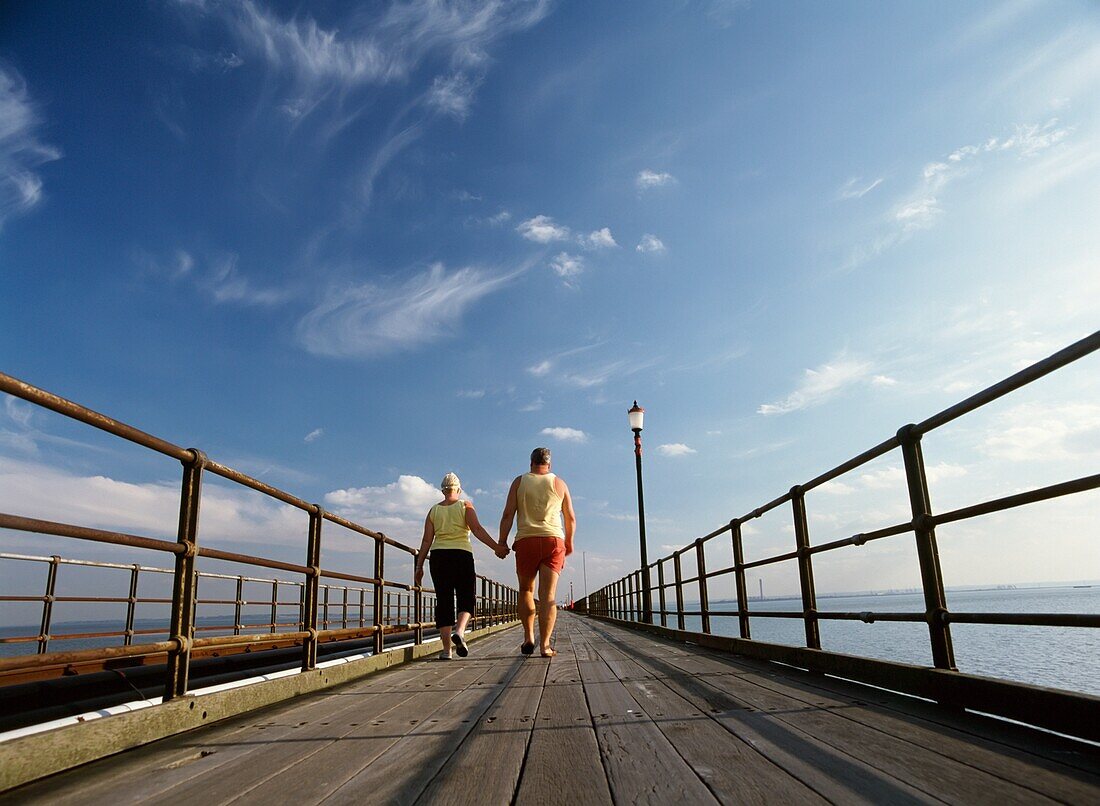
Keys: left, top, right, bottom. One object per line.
{"left": 540, "top": 648, "right": 557, "bottom": 658}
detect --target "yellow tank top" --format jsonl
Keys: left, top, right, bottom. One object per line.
{"left": 516, "top": 473, "right": 564, "bottom": 540}
{"left": 429, "top": 501, "right": 473, "bottom": 552}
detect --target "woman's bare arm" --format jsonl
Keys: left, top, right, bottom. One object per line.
{"left": 414, "top": 514, "right": 434, "bottom": 587}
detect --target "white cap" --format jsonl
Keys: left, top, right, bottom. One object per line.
{"left": 441, "top": 472, "right": 461, "bottom": 491}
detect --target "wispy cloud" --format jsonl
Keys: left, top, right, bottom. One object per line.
{"left": 520, "top": 397, "right": 544, "bottom": 412}
{"left": 657, "top": 443, "right": 696, "bottom": 457}
{"left": 758, "top": 358, "right": 873, "bottom": 415}
{"left": 636, "top": 169, "right": 675, "bottom": 190}
{"left": 426, "top": 72, "right": 480, "bottom": 121}
{"left": 304, "top": 428, "right": 324, "bottom": 443}
{"left": 457, "top": 389, "right": 486, "bottom": 399}
{"left": 845, "top": 118, "right": 1074, "bottom": 269}
{"left": 0, "top": 65, "right": 62, "bottom": 233}
{"left": 636, "top": 234, "right": 666, "bottom": 253}
{"left": 517, "top": 214, "right": 570, "bottom": 243}
{"left": 871, "top": 374, "right": 898, "bottom": 387}
{"left": 837, "top": 176, "right": 883, "bottom": 200}
{"left": 134, "top": 249, "right": 288, "bottom": 306}
{"left": 540, "top": 426, "right": 587, "bottom": 443}
{"left": 297, "top": 261, "right": 521, "bottom": 358}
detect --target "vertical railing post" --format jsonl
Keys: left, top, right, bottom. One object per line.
{"left": 657, "top": 560, "right": 667, "bottom": 627}
{"left": 636, "top": 570, "right": 645, "bottom": 623}
{"left": 414, "top": 576, "right": 423, "bottom": 644}
{"left": 373, "top": 536, "right": 385, "bottom": 656}
{"left": 695, "top": 539, "right": 711, "bottom": 634}
{"left": 342, "top": 587, "right": 349, "bottom": 630}
{"left": 233, "top": 575, "right": 243, "bottom": 636}
{"left": 899, "top": 425, "right": 956, "bottom": 670}
{"left": 791, "top": 487, "right": 820, "bottom": 649}
{"left": 270, "top": 580, "right": 279, "bottom": 634}
{"left": 673, "top": 552, "right": 685, "bottom": 630}
{"left": 481, "top": 577, "right": 488, "bottom": 627}
{"left": 302, "top": 505, "right": 322, "bottom": 671}
{"left": 731, "top": 520, "right": 751, "bottom": 639}
{"left": 38, "top": 555, "right": 60, "bottom": 654}
{"left": 165, "top": 449, "right": 204, "bottom": 701}
{"left": 385, "top": 591, "right": 391, "bottom": 627}
{"left": 359, "top": 588, "right": 366, "bottom": 628}
{"left": 124, "top": 563, "right": 140, "bottom": 646}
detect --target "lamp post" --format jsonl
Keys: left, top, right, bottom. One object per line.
{"left": 628, "top": 401, "right": 653, "bottom": 623}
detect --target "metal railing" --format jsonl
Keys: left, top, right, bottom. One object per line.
{"left": 0, "top": 372, "right": 518, "bottom": 700}
{"left": 585, "top": 331, "right": 1100, "bottom": 730}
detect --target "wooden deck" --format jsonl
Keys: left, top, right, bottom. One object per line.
{"left": 5, "top": 612, "right": 1099, "bottom": 805}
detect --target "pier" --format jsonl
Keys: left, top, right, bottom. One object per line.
{"left": 1, "top": 334, "right": 1099, "bottom": 802}
{"left": 5, "top": 613, "right": 1099, "bottom": 804}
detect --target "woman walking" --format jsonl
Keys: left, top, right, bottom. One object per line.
{"left": 414, "top": 473, "right": 507, "bottom": 659}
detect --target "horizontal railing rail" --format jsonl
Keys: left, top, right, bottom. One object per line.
{"left": 0, "top": 372, "right": 518, "bottom": 700}
{"left": 583, "top": 330, "right": 1100, "bottom": 738}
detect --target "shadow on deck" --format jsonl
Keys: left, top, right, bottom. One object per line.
{"left": 4, "top": 612, "right": 1099, "bottom": 805}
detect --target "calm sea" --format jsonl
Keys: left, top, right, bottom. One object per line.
{"left": 675, "top": 585, "right": 1100, "bottom": 696}
{"left": 3, "top": 586, "right": 1097, "bottom": 696}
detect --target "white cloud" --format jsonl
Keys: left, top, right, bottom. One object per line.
{"left": 486, "top": 210, "right": 511, "bottom": 225}
{"left": 657, "top": 443, "right": 696, "bottom": 457}
{"left": 457, "top": 389, "right": 486, "bottom": 399}
{"left": 838, "top": 176, "right": 884, "bottom": 200}
{"left": 304, "top": 428, "right": 324, "bottom": 443}
{"left": 636, "top": 234, "right": 666, "bottom": 253}
{"left": 520, "top": 397, "right": 544, "bottom": 412}
{"left": 297, "top": 261, "right": 519, "bottom": 357}
{"left": 758, "top": 358, "right": 873, "bottom": 415}
{"left": 636, "top": 169, "right": 674, "bottom": 190}
{"left": 517, "top": 214, "right": 570, "bottom": 243}
{"left": 0, "top": 66, "right": 62, "bottom": 232}
{"left": 580, "top": 227, "right": 617, "bottom": 249}
{"left": 549, "top": 252, "right": 584, "bottom": 281}
{"left": 325, "top": 474, "right": 446, "bottom": 542}
{"left": 871, "top": 375, "right": 898, "bottom": 387}
{"left": 540, "top": 426, "right": 587, "bottom": 443}
{"left": 984, "top": 402, "right": 1100, "bottom": 463}
{"left": 0, "top": 456, "right": 307, "bottom": 549}
{"left": 527, "top": 360, "right": 552, "bottom": 377}
{"left": 858, "top": 462, "right": 967, "bottom": 490}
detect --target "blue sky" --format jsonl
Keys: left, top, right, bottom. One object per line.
{"left": 1, "top": 0, "right": 1098, "bottom": 617}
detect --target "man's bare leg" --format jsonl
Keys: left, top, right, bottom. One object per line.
{"left": 537, "top": 565, "right": 560, "bottom": 655}
{"left": 518, "top": 573, "right": 537, "bottom": 648}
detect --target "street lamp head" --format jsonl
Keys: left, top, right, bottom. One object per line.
{"left": 627, "top": 400, "right": 645, "bottom": 432}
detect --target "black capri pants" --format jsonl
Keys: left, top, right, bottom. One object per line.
{"left": 428, "top": 549, "right": 476, "bottom": 628}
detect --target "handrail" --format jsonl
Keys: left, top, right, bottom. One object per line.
{"left": 584, "top": 331, "right": 1100, "bottom": 713}
{"left": 0, "top": 371, "right": 519, "bottom": 699}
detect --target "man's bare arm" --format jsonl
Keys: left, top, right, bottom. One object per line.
{"left": 499, "top": 476, "right": 520, "bottom": 547}
{"left": 559, "top": 478, "right": 576, "bottom": 556}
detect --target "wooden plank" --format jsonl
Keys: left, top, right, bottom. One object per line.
{"left": 574, "top": 634, "right": 719, "bottom": 804}
{"left": 585, "top": 618, "right": 1067, "bottom": 805}
{"left": 415, "top": 659, "right": 550, "bottom": 804}
{"left": 6, "top": 644, "right": 489, "bottom": 805}
{"left": 593, "top": 622, "right": 1100, "bottom": 800}
{"left": 514, "top": 682, "right": 613, "bottom": 806}
{"left": 320, "top": 654, "right": 527, "bottom": 804}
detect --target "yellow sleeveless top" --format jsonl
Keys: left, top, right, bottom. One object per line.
{"left": 429, "top": 501, "right": 473, "bottom": 552}
{"left": 516, "top": 473, "right": 564, "bottom": 540}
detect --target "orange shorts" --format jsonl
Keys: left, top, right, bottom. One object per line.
{"left": 514, "top": 536, "right": 565, "bottom": 578}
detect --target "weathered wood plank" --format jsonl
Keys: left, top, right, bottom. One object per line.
{"left": 320, "top": 654, "right": 526, "bottom": 804}
{"left": 415, "top": 658, "right": 550, "bottom": 805}
{"left": 574, "top": 632, "right": 719, "bottom": 804}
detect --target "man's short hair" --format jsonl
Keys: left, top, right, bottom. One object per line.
{"left": 530, "top": 447, "right": 551, "bottom": 466}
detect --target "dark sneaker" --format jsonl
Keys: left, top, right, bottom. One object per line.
{"left": 452, "top": 633, "right": 469, "bottom": 657}
{"left": 520, "top": 641, "right": 535, "bottom": 656}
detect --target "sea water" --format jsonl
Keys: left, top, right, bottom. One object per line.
{"left": 672, "top": 585, "right": 1100, "bottom": 696}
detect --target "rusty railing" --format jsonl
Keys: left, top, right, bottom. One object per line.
{"left": 584, "top": 330, "right": 1100, "bottom": 741}
{"left": 0, "top": 372, "right": 518, "bottom": 700}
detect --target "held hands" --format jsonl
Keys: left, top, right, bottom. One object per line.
{"left": 494, "top": 540, "right": 510, "bottom": 560}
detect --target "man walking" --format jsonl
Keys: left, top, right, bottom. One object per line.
{"left": 498, "top": 447, "right": 576, "bottom": 657}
